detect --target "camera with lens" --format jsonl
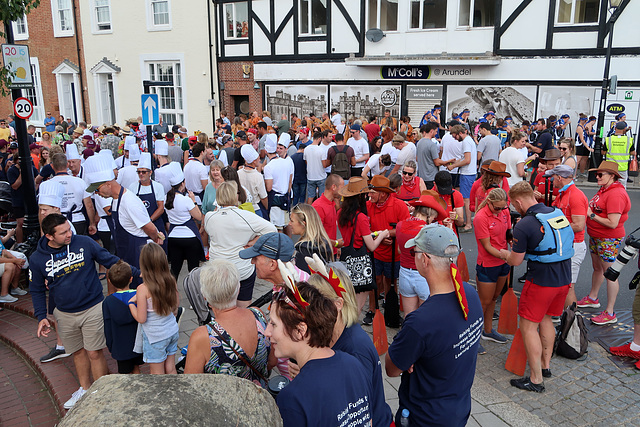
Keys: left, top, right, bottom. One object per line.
{"left": 604, "top": 233, "right": 640, "bottom": 289}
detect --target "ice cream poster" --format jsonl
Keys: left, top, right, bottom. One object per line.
{"left": 2, "top": 44, "right": 33, "bottom": 88}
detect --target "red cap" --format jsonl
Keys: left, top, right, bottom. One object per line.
{"left": 188, "top": 136, "right": 198, "bottom": 142}
{"left": 246, "top": 128, "right": 258, "bottom": 135}
{"left": 298, "top": 127, "right": 309, "bottom": 136}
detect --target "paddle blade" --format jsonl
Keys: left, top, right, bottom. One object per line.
{"left": 373, "top": 309, "right": 388, "bottom": 356}
{"left": 458, "top": 251, "right": 470, "bottom": 282}
{"left": 505, "top": 329, "right": 527, "bottom": 376}
{"left": 498, "top": 288, "right": 518, "bottom": 334}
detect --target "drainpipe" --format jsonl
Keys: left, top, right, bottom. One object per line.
{"left": 207, "top": 0, "right": 218, "bottom": 125}
{"left": 72, "top": 0, "right": 88, "bottom": 122}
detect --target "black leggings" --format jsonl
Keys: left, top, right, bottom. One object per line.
{"left": 168, "top": 237, "right": 203, "bottom": 279}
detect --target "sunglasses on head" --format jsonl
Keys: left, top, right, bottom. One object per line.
{"left": 271, "top": 288, "right": 304, "bottom": 317}
{"left": 402, "top": 171, "right": 414, "bottom": 176}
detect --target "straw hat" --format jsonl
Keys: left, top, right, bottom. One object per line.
{"left": 338, "top": 177, "right": 372, "bottom": 197}
{"left": 369, "top": 175, "right": 394, "bottom": 193}
{"left": 589, "top": 160, "right": 621, "bottom": 178}
{"left": 481, "top": 160, "right": 511, "bottom": 177}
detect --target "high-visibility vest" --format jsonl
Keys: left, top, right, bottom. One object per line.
{"left": 604, "top": 135, "right": 633, "bottom": 171}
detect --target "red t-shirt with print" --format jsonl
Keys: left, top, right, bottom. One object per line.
{"left": 473, "top": 205, "right": 511, "bottom": 267}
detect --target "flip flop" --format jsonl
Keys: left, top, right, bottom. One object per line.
{"left": 98, "top": 273, "right": 106, "bottom": 280}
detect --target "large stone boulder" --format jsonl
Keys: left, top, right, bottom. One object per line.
{"left": 60, "top": 374, "right": 283, "bottom": 427}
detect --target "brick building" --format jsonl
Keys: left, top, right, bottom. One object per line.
{"left": 218, "top": 61, "right": 262, "bottom": 119}
{"left": 1, "top": 0, "right": 89, "bottom": 129}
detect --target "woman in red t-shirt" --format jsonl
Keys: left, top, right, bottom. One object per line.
{"left": 396, "top": 194, "right": 449, "bottom": 315}
{"left": 473, "top": 188, "right": 511, "bottom": 350}
{"left": 578, "top": 161, "right": 631, "bottom": 325}
{"left": 337, "top": 178, "right": 389, "bottom": 312}
{"left": 470, "top": 160, "right": 511, "bottom": 212}
{"left": 397, "top": 160, "right": 427, "bottom": 201}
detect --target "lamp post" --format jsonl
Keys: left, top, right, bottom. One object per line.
{"left": 589, "top": 0, "right": 623, "bottom": 182}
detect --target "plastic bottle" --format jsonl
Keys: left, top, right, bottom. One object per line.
{"left": 400, "top": 408, "right": 410, "bottom": 426}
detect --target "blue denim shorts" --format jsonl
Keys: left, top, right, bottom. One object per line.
{"left": 374, "top": 258, "right": 400, "bottom": 279}
{"left": 142, "top": 331, "right": 179, "bottom": 364}
{"left": 476, "top": 263, "right": 510, "bottom": 283}
{"left": 398, "top": 266, "right": 430, "bottom": 300}
{"left": 460, "top": 174, "right": 475, "bottom": 198}
{"left": 306, "top": 179, "right": 325, "bottom": 198}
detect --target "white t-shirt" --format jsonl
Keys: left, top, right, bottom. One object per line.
{"left": 166, "top": 193, "right": 197, "bottom": 238}
{"left": 116, "top": 165, "right": 139, "bottom": 190}
{"left": 218, "top": 150, "right": 229, "bottom": 167}
{"left": 154, "top": 162, "right": 174, "bottom": 194}
{"left": 499, "top": 147, "right": 525, "bottom": 188}
{"left": 381, "top": 142, "right": 400, "bottom": 163}
{"left": 331, "top": 114, "right": 342, "bottom": 128}
{"left": 264, "top": 157, "right": 294, "bottom": 195}
{"left": 459, "top": 136, "right": 477, "bottom": 176}
{"left": 347, "top": 137, "right": 368, "bottom": 168}
{"left": 50, "top": 175, "right": 90, "bottom": 223}
{"left": 320, "top": 141, "right": 336, "bottom": 173}
{"left": 396, "top": 142, "right": 417, "bottom": 171}
{"left": 439, "top": 133, "right": 463, "bottom": 173}
{"left": 303, "top": 144, "right": 326, "bottom": 181}
{"left": 183, "top": 159, "right": 209, "bottom": 204}
{"left": 128, "top": 180, "right": 166, "bottom": 205}
{"left": 111, "top": 189, "right": 151, "bottom": 238}
{"left": 366, "top": 154, "right": 389, "bottom": 176}
{"left": 92, "top": 194, "right": 112, "bottom": 232}
{"left": 114, "top": 155, "right": 130, "bottom": 170}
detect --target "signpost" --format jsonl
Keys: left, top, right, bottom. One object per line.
{"left": 1, "top": 44, "right": 33, "bottom": 89}
{"left": 13, "top": 97, "right": 33, "bottom": 120}
{"left": 142, "top": 81, "right": 172, "bottom": 171}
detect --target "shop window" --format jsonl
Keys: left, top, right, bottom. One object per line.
{"left": 459, "top": 0, "right": 495, "bottom": 27}
{"left": 224, "top": 2, "right": 249, "bottom": 39}
{"left": 368, "top": 0, "right": 398, "bottom": 31}
{"left": 410, "top": 0, "right": 446, "bottom": 29}
{"left": 556, "top": 0, "right": 599, "bottom": 25}
{"left": 300, "top": 0, "right": 327, "bottom": 35}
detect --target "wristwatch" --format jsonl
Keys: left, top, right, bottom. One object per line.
{"left": 590, "top": 213, "right": 596, "bottom": 219}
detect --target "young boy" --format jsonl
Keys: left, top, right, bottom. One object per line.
{"left": 102, "top": 260, "right": 144, "bottom": 374}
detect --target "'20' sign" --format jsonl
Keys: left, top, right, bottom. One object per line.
{"left": 13, "top": 97, "right": 33, "bottom": 120}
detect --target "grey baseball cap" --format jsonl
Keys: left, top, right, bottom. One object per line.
{"left": 238, "top": 232, "right": 294, "bottom": 261}
{"left": 543, "top": 165, "right": 574, "bottom": 179}
{"left": 405, "top": 224, "right": 460, "bottom": 257}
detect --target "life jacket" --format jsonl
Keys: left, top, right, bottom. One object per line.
{"left": 524, "top": 208, "right": 575, "bottom": 263}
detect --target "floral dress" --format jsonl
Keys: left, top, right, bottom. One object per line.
{"left": 203, "top": 307, "right": 270, "bottom": 388}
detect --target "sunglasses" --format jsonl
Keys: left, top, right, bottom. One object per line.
{"left": 409, "top": 248, "right": 430, "bottom": 258}
{"left": 137, "top": 170, "right": 150, "bottom": 174}
{"left": 559, "top": 147, "right": 567, "bottom": 151}
{"left": 490, "top": 202, "right": 509, "bottom": 211}
{"left": 402, "top": 171, "right": 414, "bottom": 176}
{"left": 595, "top": 172, "right": 609, "bottom": 178}
{"left": 271, "top": 288, "right": 304, "bottom": 317}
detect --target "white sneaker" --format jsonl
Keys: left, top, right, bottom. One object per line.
{"left": 0, "top": 294, "right": 18, "bottom": 303}
{"left": 10, "top": 287, "right": 28, "bottom": 296}
{"left": 64, "top": 387, "right": 86, "bottom": 409}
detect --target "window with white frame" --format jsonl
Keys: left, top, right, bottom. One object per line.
{"left": 12, "top": 15, "right": 29, "bottom": 40}
{"left": 94, "top": 0, "right": 112, "bottom": 32}
{"left": 224, "top": 2, "right": 249, "bottom": 39}
{"left": 459, "top": 0, "right": 494, "bottom": 27}
{"left": 300, "top": 0, "right": 327, "bottom": 35}
{"left": 51, "top": 0, "right": 74, "bottom": 37}
{"left": 410, "top": 0, "right": 446, "bottom": 29}
{"left": 24, "top": 58, "right": 45, "bottom": 126}
{"left": 368, "top": 0, "right": 398, "bottom": 31}
{"left": 148, "top": 62, "right": 183, "bottom": 126}
{"left": 147, "top": 0, "right": 170, "bottom": 29}
{"left": 556, "top": 0, "right": 599, "bottom": 24}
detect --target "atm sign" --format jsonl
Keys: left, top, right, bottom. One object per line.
{"left": 606, "top": 103, "right": 625, "bottom": 114}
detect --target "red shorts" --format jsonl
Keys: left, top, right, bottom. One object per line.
{"left": 518, "top": 280, "right": 570, "bottom": 323}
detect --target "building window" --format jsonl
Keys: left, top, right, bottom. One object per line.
{"left": 556, "top": 0, "right": 599, "bottom": 24}
{"left": 459, "top": 0, "right": 494, "bottom": 27}
{"left": 410, "top": 0, "right": 446, "bottom": 29}
{"left": 24, "top": 58, "right": 45, "bottom": 126}
{"left": 368, "top": 0, "right": 398, "bottom": 31}
{"left": 12, "top": 15, "right": 29, "bottom": 40}
{"left": 300, "top": 0, "right": 327, "bottom": 35}
{"left": 148, "top": 62, "right": 183, "bottom": 126}
{"left": 224, "top": 2, "right": 249, "bottom": 39}
{"left": 94, "top": 0, "right": 112, "bottom": 32}
{"left": 146, "top": 0, "right": 171, "bottom": 30}
{"left": 51, "top": 0, "right": 74, "bottom": 37}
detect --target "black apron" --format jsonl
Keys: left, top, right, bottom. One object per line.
{"left": 112, "top": 187, "right": 149, "bottom": 269}
{"left": 168, "top": 215, "right": 205, "bottom": 261}
{"left": 136, "top": 182, "right": 167, "bottom": 252}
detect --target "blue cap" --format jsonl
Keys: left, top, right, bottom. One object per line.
{"left": 350, "top": 123, "right": 361, "bottom": 132}
{"left": 479, "top": 118, "right": 488, "bottom": 124}
{"left": 238, "top": 232, "right": 294, "bottom": 261}
{"left": 561, "top": 114, "right": 570, "bottom": 119}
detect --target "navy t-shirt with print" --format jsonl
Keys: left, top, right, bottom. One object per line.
{"left": 333, "top": 324, "right": 393, "bottom": 427}
{"left": 512, "top": 203, "right": 571, "bottom": 287}
{"left": 388, "top": 282, "right": 483, "bottom": 427}
{"left": 277, "top": 351, "right": 373, "bottom": 427}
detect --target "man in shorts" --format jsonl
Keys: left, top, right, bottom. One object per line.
{"left": 448, "top": 125, "right": 477, "bottom": 232}
{"left": 500, "top": 181, "right": 573, "bottom": 393}
{"left": 30, "top": 214, "right": 120, "bottom": 408}
{"left": 264, "top": 135, "right": 294, "bottom": 235}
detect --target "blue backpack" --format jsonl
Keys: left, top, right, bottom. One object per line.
{"left": 525, "top": 208, "right": 575, "bottom": 263}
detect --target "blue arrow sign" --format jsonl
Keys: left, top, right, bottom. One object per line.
{"left": 141, "top": 94, "right": 159, "bottom": 126}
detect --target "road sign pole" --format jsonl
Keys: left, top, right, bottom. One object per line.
{"left": 143, "top": 84, "right": 155, "bottom": 171}
{"left": 142, "top": 80, "right": 171, "bottom": 172}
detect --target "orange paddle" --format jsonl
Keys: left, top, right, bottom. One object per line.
{"left": 505, "top": 328, "right": 527, "bottom": 376}
{"left": 373, "top": 309, "right": 388, "bottom": 356}
{"left": 458, "top": 250, "right": 470, "bottom": 282}
{"left": 498, "top": 268, "right": 518, "bottom": 334}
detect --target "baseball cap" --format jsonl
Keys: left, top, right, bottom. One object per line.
{"left": 236, "top": 130, "right": 247, "bottom": 139}
{"left": 0, "top": 139, "right": 8, "bottom": 148}
{"left": 616, "top": 121, "right": 627, "bottom": 130}
{"left": 543, "top": 165, "right": 574, "bottom": 179}
{"left": 404, "top": 223, "right": 460, "bottom": 257}
{"left": 434, "top": 170, "right": 453, "bottom": 195}
{"left": 350, "top": 124, "right": 361, "bottom": 132}
{"left": 29, "top": 143, "right": 38, "bottom": 150}
{"left": 238, "top": 232, "right": 294, "bottom": 261}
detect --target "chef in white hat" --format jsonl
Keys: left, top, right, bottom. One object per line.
{"left": 115, "top": 135, "right": 137, "bottom": 170}
{"left": 154, "top": 139, "right": 176, "bottom": 194}
{"left": 116, "top": 145, "right": 141, "bottom": 190}
{"left": 238, "top": 144, "right": 268, "bottom": 217}
{"left": 85, "top": 154, "right": 163, "bottom": 269}
{"left": 128, "top": 152, "right": 167, "bottom": 251}
{"left": 65, "top": 144, "right": 84, "bottom": 179}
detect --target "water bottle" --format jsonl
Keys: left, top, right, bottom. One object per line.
{"left": 400, "top": 408, "right": 410, "bottom": 427}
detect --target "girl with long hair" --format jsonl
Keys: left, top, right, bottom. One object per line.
{"left": 289, "top": 203, "right": 334, "bottom": 273}
{"left": 39, "top": 147, "right": 50, "bottom": 170}
{"left": 558, "top": 137, "right": 577, "bottom": 175}
{"left": 129, "top": 243, "right": 180, "bottom": 374}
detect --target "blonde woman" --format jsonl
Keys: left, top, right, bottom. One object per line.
{"left": 288, "top": 203, "right": 334, "bottom": 273}
{"left": 201, "top": 159, "right": 224, "bottom": 215}
{"left": 558, "top": 137, "right": 577, "bottom": 175}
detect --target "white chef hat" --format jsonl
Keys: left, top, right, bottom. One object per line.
{"left": 155, "top": 139, "right": 169, "bottom": 156}
{"left": 98, "top": 149, "right": 118, "bottom": 170}
{"left": 66, "top": 144, "right": 81, "bottom": 161}
{"left": 278, "top": 133, "right": 291, "bottom": 147}
{"left": 241, "top": 144, "right": 259, "bottom": 164}
{"left": 84, "top": 152, "right": 116, "bottom": 192}
{"left": 38, "top": 180, "right": 65, "bottom": 208}
{"left": 124, "top": 135, "right": 137, "bottom": 150}
{"left": 167, "top": 162, "right": 185, "bottom": 186}
{"left": 128, "top": 145, "right": 141, "bottom": 162}
{"left": 265, "top": 134, "right": 277, "bottom": 154}
{"left": 137, "top": 152, "right": 152, "bottom": 170}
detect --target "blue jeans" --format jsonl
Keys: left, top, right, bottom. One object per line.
{"left": 292, "top": 181, "right": 307, "bottom": 206}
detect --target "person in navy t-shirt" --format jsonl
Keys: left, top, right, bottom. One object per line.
{"left": 387, "top": 224, "right": 483, "bottom": 427}
{"left": 266, "top": 282, "right": 373, "bottom": 427}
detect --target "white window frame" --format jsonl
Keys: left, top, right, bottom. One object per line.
{"left": 91, "top": 0, "right": 112, "bottom": 33}
{"left": 299, "top": 0, "right": 327, "bottom": 36}
{"left": 141, "top": 55, "right": 186, "bottom": 127}
{"left": 12, "top": 15, "right": 29, "bottom": 40}
{"left": 223, "top": 2, "right": 249, "bottom": 40}
{"left": 555, "top": 0, "right": 600, "bottom": 25}
{"left": 458, "top": 0, "right": 495, "bottom": 28}
{"left": 366, "top": 0, "right": 399, "bottom": 32}
{"left": 51, "top": 0, "right": 75, "bottom": 37}
{"left": 408, "top": 0, "right": 447, "bottom": 31}
{"left": 24, "top": 57, "right": 45, "bottom": 127}
{"left": 146, "top": 0, "right": 172, "bottom": 31}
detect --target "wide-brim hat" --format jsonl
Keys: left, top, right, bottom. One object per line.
{"left": 589, "top": 160, "right": 622, "bottom": 178}
{"left": 369, "top": 175, "right": 394, "bottom": 193}
{"left": 542, "top": 148, "right": 562, "bottom": 161}
{"left": 102, "top": 126, "right": 115, "bottom": 134}
{"left": 481, "top": 161, "right": 511, "bottom": 177}
{"left": 338, "top": 177, "right": 372, "bottom": 197}
{"left": 410, "top": 193, "right": 447, "bottom": 222}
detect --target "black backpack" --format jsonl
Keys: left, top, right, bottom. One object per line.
{"left": 330, "top": 145, "right": 350, "bottom": 180}
{"left": 554, "top": 302, "right": 588, "bottom": 359}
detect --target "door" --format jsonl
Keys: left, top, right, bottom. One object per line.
{"left": 107, "top": 74, "right": 116, "bottom": 124}
{"left": 98, "top": 74, "right": 111, "bottom": 124}
{"left": 60, "top": 74, "right": 76, "bottom": 123}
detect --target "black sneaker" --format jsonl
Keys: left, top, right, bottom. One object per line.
{"left": 40, "top": 347, "right": 71, "bottom": 363}
{"left": 542, "top": 369, "right": 552, "bottom": 378}
{"left": 510, "top": 377, "right": 545, "bottom": 393}
{"left": 517, "top": 274, "right": 527, "bottom": 283}
{"left": 378, "top": 292, "right": 385, "bottom": 300}
{"left": 362, "top": 311, "right": 374, "bottom": 326}
{"left": 492, "top": 311, "right": 499, "bottom": 321}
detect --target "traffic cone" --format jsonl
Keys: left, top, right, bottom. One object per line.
{"left": 505, "top": 328, "right": 527, "bottom": 376}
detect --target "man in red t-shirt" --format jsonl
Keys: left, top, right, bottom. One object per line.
{"left": 364, "top": 115, "right": 381, "bottom": 142}
{"left": 533, "top": 149, "right": 562, "bottom": 205}
{"left": 546, "top": 165, "right": 588, "bottom": 308}
{"left": 363, "top": 175, "right": 409, "bottom": 325}
{"left": 312, "top": 174, "right": 344, "bottom": 252}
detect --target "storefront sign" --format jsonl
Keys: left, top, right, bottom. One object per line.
{"left": 381, "top": 66, "right": 430, "bottom": 80}
{"left": 407, "top": 85, "right": 443, "bottom": 100}
{"left": 625, "top": 91, "right": 633, "bottom": 100}
{"left": 606, "top": 103, "right": 625, "bottom": 114}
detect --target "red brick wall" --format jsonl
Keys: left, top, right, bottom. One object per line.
{"left": 218, "top": 61, "right": 263, "bottom": 119}
{"left": 0, "top": 0, "right": 90, "bottom": 125}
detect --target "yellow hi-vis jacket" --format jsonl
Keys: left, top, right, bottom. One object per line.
{"left": 604, "top": 135, "right": 634, "bottom": 172}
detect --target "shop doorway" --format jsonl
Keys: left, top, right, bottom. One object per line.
{"left": 233, "top": 95, "right": 250, "bottom": 117}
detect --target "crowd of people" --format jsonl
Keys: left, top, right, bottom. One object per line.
{"left": 0, "top": 104, "right": 637, "bottom": 425}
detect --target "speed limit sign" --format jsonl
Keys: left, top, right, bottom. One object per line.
{"left": 13, "top": 97, "right": 33, "bottom": 120}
